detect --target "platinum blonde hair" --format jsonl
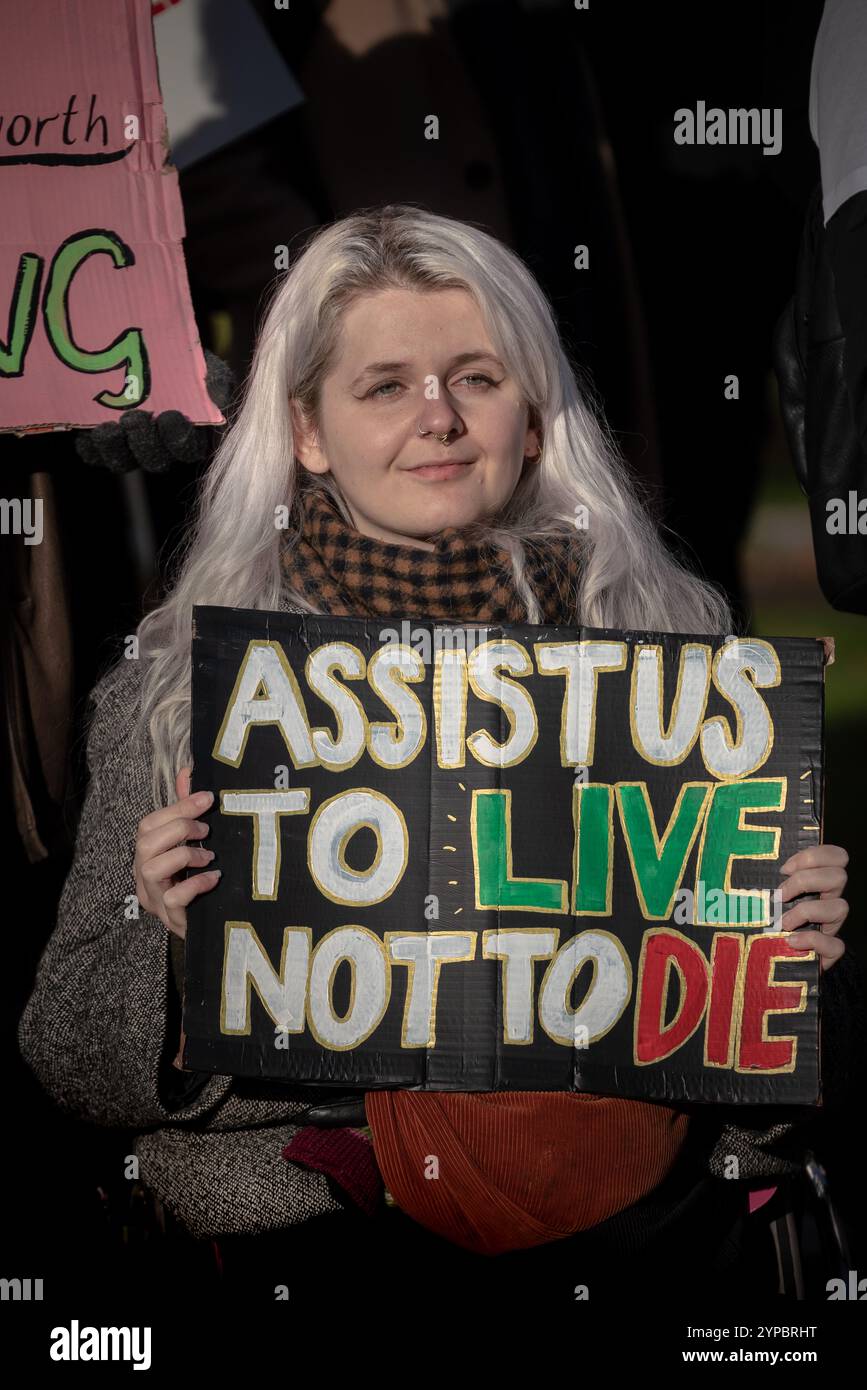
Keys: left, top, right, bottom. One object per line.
{"left": 100, "top": 203, "right": 735, "bottom": 808}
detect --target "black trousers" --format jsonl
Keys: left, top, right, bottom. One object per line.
{"left": 208, "top": 1174, "right": 781, "bottom": 1309}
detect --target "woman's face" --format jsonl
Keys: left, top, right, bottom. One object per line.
{"left": 291, "top": 286, "right": 541, "bottom": 549}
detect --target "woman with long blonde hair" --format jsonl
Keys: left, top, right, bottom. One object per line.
{"left": 19, "top": 204, "right": 852, "bottom": 1297}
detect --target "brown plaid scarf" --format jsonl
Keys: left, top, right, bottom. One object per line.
{"left": 280, "top": 484, "right": 582, "bottom": 624}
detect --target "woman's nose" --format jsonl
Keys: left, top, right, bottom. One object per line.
{"left": 416, "top": 395, "right": 465, "bottom": 437}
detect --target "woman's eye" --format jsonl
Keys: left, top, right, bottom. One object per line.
{"left": 455, "top": 373, "right": 495, "bottom": 389}
{"left": 366, "top": 373, "right": 496, "bottom": 399}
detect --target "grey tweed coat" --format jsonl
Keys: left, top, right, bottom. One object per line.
{"left": 17, "top": 618, "right": 866, "bottom": 1241}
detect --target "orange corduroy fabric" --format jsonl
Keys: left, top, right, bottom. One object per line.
{"left": 364, "top": 1090, "right": 690, "bottom": 1256}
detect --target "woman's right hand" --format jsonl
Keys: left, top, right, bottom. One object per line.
{"left": 134, "top": 766, "right": 220, "bottom": 940}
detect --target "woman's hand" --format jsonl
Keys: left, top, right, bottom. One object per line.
{"left": 74, "top": 351, "right": 234, "bottom": 473}
{"left": 134, "top": 767, "right": 219, "bottom": 940}
{"left": 778, "top": 843, "right": 849, "bottom": 972}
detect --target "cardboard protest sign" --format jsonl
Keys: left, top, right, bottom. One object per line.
{"left": 182, "top": 604, "right": 829, "bottom": 1106}
{"left": 0, "top": 0, "right": 222, "bottom": 432}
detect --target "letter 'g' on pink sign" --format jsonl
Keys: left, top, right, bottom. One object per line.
{"left": 0, "top": 0, "right": 224, "bottom": 432}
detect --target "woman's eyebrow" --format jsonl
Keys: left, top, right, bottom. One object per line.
{"left": 350, "top": 351, "right": 504, "bottom": 387}
{"left": 350, "top": 359, "right": 412, "bottom": 386}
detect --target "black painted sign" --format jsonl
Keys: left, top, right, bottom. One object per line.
{"left": 181, "top": 605, "right": 829, "bottom": 1105}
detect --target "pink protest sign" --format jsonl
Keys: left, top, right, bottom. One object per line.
{"left": 0, "top": 0, "right": 223, "bottom": 432}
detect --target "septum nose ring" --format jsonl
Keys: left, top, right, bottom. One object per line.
{"left": 418, "top": 423, "right": 455, "bottom": 445}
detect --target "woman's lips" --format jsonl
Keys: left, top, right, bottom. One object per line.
{"left": 407, "top": 460, "right": 475, "bottom": 480}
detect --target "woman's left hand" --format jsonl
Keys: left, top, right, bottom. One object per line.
{"left": 778, "top": 843, "right": 849, "bottom": 972}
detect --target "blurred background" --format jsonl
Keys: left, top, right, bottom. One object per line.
{"left": 4, "top": 0, "right": 864, "bottom": 1306}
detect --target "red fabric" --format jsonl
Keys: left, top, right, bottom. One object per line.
{"left": 282, "top": 1126, "right": 383, "bottom": 1217}
{"left": 748, "top": 1186, "right": 778, "bottom": 1214}
{"left": 364, "top": 1089, "right": 690, "bottom": 1256}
